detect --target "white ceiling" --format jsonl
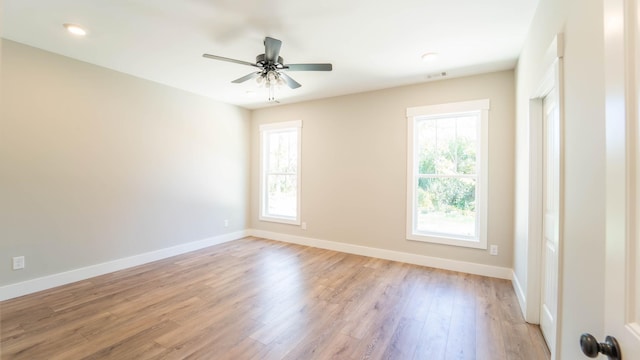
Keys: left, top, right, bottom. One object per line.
{"left": 2, "top": 0, "right": 540, "bottom": 109}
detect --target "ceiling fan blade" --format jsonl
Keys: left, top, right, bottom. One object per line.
{"left": 202, "top": 54, "right": 258, "bottom": 68}
{"left": 279, "top": 72, "right": 302, "bottom": 89}
{"left": 232, "top": 72, "right": 262, "bottom": 84}
{"left": 285, "top": 63, "right": 333, "bottom": 71}
{"left": 264, "top": 37, "right": 282, "bottom": 63}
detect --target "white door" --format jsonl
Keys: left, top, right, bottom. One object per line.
{"left": 603, "top": 0, "right": 640, "bottom": 358}
{"left": 540, "top": 89, "right": 560, "bottom": 352}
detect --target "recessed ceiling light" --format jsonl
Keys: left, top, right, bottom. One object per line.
{"left": 421, "top": 52, "right": 438, "bottom": 62}
{"left": 63, "top": 23, "right": 87, "bottom": 36}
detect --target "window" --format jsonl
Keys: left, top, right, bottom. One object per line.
{"left": 406, "top": 99, "right": 489, "bottom": 249}
{"left": 259, "top": 120, "right": 302, "bottom": 225}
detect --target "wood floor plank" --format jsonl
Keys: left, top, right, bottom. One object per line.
{"left": 412, "top": 270, "right": 456, "bottom": 360}
{"left": 443, "top": 273, "right": 477, "bottom": 360}
{"left": 383, "top": 267, "right": 436, "bottom": 359}
{"left": 475, "top": 276, "right": 508, "bottom": 360}
{"left": 77, "top": 320, "right": 178, "bottom": 360}
{"left": 222, "top": 337, "right": 268, "bottom": 359}
{"left": 528, "top": 323, "right": 552, "bottom": 360}
{"left": 0, "top": 237, "right": 550, "bottom": 359}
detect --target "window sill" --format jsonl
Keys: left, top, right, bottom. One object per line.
{"left": 407, "top": 233, "right": 487, "bottom": 249}
{"left": 259, "top": 216, "right": 300, "bottom": 226}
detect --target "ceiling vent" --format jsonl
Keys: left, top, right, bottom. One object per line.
{"left": 427, "top": 71, "right": 447, "bottom": 79}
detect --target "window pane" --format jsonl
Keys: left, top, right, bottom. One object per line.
{"left": 454, "top": 116, "right": 477, "bottom": 175}
{"left": 416, "top": 115, "right": 478, "bottom": 175}
{"left": 268, "top": 130, "right": 297, "bottom": 173}
{"left": 266, "top": 174, "right": 297, "bottom": 218}
{"left": 416, "top": 120, "right": 437, "bottom": 174}
{"left": 416, "top": 176, "right": 476, "bottom": 237}
{"left": 435, "top": 118, "right": 457, "bottom": 174}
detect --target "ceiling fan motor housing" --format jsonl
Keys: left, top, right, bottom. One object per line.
{"left": 256, "top": 54, "right": 285, "bottom": 69}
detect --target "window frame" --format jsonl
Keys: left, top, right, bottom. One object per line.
{"left": 259, "top": 120, "right": 302, "bottom": 225}
{"left": 406, "top": 99, "right": 489, "bottom": 249}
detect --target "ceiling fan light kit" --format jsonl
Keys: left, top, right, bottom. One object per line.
{"left": 203, "top": 37, "right": 332, "bottom": 102}
{"left": 255, "top": 70, "right": 286, "bottom": 101}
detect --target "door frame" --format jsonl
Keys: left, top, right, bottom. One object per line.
{"left": 523, "top": 33, "right": 565, "bottom": 359}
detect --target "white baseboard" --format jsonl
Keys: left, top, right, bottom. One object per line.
{"left": 248, "top": 229, "right": 512, "bottom": 280}
{"left": 512, "top": 270, "right": 527, "bottom": 318}
{"left": 1, "top": 229, "right": 513, "bottom": 302}
{"left": 0, "top": 230, "right": 248, "bottom": 301}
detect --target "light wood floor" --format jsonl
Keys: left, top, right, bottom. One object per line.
{"left": 0, "top": 237, "right": 550, "bottom": 359}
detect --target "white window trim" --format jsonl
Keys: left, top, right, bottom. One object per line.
{"left": 259, "top": 120, "right": 302, "bottom": 225}
{"left": 406, "top": 99, "right": 489, "bottom": 249}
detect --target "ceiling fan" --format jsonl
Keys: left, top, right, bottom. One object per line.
{"left": 203, "top": 37, "right": 332, "bottom": 101}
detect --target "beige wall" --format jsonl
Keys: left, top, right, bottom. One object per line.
{"left": 512, "top": 0, "right": 569, "bottom": 323}
{"left": 0, "top": 40, "right": 251, "bottom": 286}
{"left": 514, "top": 0, "right": 606, "bottom": 358}
{"left": 251, "top": 70, "right": 515, "bottom": 268}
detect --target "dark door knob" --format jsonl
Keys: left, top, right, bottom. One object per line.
{"left": 580, "top": 333, "right": 622, "bottom": 360}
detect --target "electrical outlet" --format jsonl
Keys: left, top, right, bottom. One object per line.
{"left": 489, "top": 245, "right": 499, "bottom": 256}
{"left": 224, "top": 219, "right": 229, "bottom": 227}
{"left": 301, "top": 222, "right": 307, "bottom": 230}
{"left": 12, "top": 256, "right": 25, "bottom": 270}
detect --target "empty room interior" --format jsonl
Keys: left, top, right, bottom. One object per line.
{"left": 1, "top": 0, "right": 633, "bottom": 359}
